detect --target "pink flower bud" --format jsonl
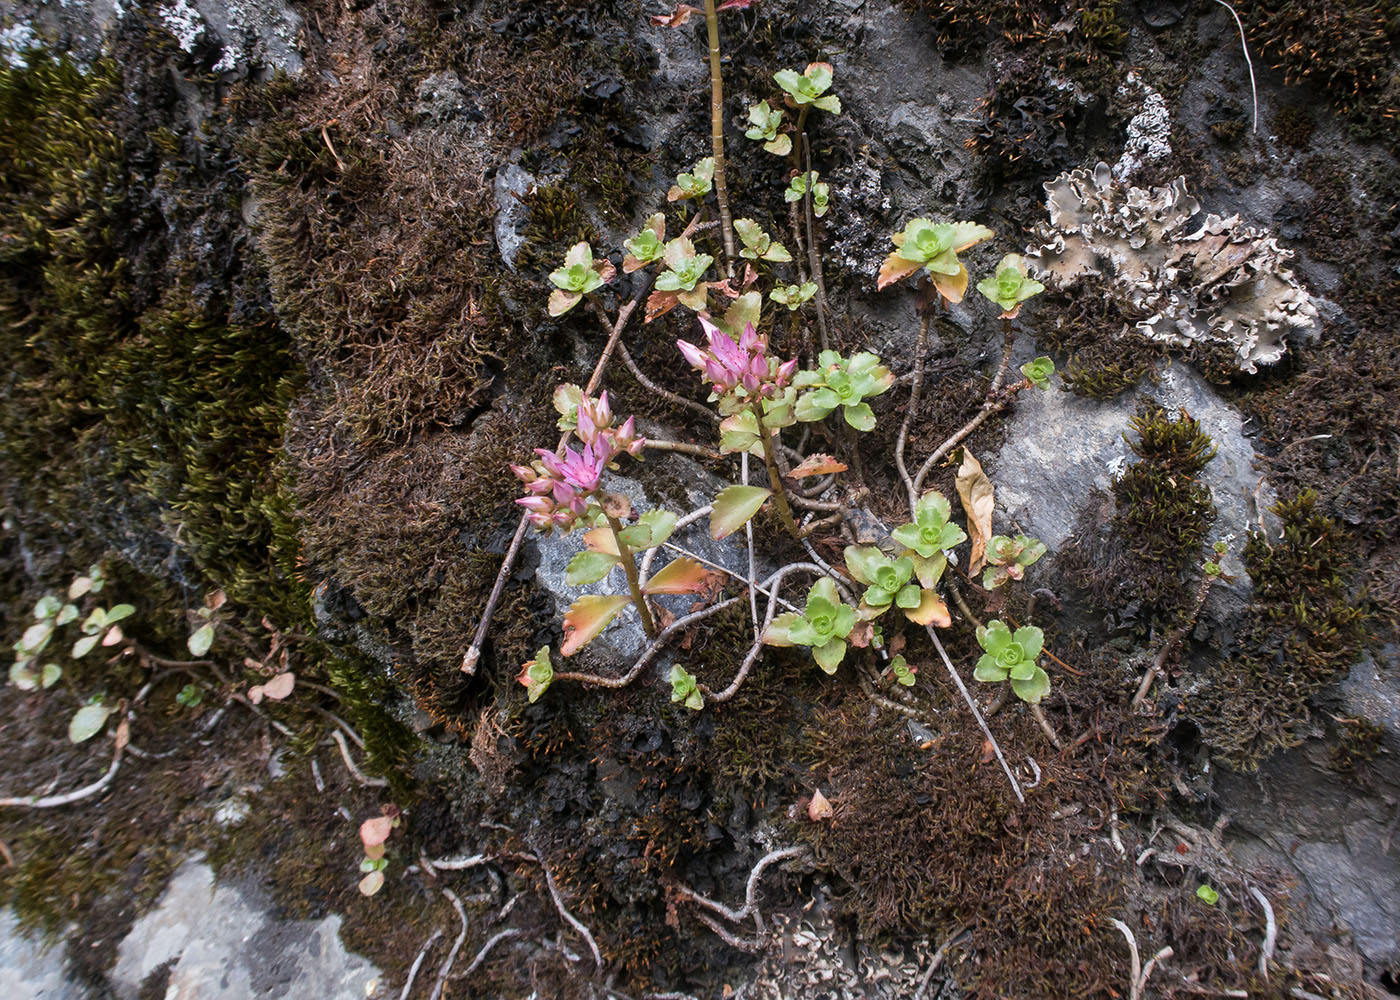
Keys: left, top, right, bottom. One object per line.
{"left": 516, "top": 495, "right": 554, "bottom": 514}
{"left": 511, "top": 463, "right": 538, "bottom": 483}
{"left": 677, "top": 339, "right": 709, "bottom": 370}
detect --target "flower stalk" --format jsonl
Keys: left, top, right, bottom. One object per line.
{"left": 703, "top": 0, "right": 736, "bottom": 274}
{"left": 751, "top": 398, "right": 804, "bottom": 540}
{"left": 597, "top": 496, "right": 659, "bottom": 639}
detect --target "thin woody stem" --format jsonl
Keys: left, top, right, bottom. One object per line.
{"left": 703, "top": 0, "right": 736, "bottom": 275}
{"left": 751, "top": 399, "right": 804, "bottom": 540}
{"left": 599, "top": 499, "right": 658, "bottom": 639}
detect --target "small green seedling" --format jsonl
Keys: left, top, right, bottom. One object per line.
{"left": 670, "top": 664, "right": 703, "bottom": 710}
{"left": 668, "top": 157, "right": 715, "bottom": 202}
{"left": 763, "top": 577, "right": 858, "bottom": 673}
{"left": 770, "top": 282, "right": 817, "bottom": 309}
{"left": 517, "top": 647, "right": 554, "bottom": 704}
{"left": 976, "top": 253, "right": 1045, "bottom": 318}
{"left": 889, "top": 655, "right": 917, "bottom": 687}
{"left": 745, "top": 100, "right": 791, "bottom": 155}
{"left": 187, "top": 589, "right": 226, "bottom": 658}
{"left": 175, "top": 683, "right": 203, "bottom": 708}
{"left": 623, "top": 213, "right": 667, "bottom": 272}
{"left": 548, "top": 242, "right": 616, "bottom": 317}
{"left": 982, "top": 533, "right": 1047, "bottom": 590}
{"left": 784, "top": 172, "right": 829, "bottom": 217}
{"left": 793, "top": 350, "right": 895, "bottom": 431}
{"left": 774, "top": 62, "right": 841, "bottom": 113}
{"left": 1020, "top": 356, "right": 1055, "bottom": 388}
{"left": 358, "top": 810, "right": 402, "bottom": 897}
{"left": 973, "top": 620, "right": 1049, "bottom": 704}
{"left": 734, "top": 218, "right": 792, "bottom": 262}
{"left": 1196, "top": 884, "right": 1220, "bottom": 905}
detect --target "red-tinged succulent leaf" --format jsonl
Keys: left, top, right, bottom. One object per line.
{"left": 929, "top": 261, "right": 970, "bottom": 305}
{"left": 582, "top": 527, "right": 621, "bottom": 556}
{"left": 361, "top": 816, "right": 395, "bottom": 848}
{"left": 594, "top": 258, "right": 616, "bottom": 285}
{"left": 904, "top": 589, "right": 951, "bottom": 627}
{"left": 645, "top": 289, "right": 680, "bottom": 323}
{"left": 207, "top": 589, "right": 228, "bottom": 610}
{"left": 710, "top": 485, "right": 772, "bottom": 540}
{"left": 622, "top": 254, "right": 648, "bottom": 274}
{"left": 716, "top": 0, "right": 754, "bottom": 9}
{"left": 602, "top": 492, "right": 632, "bottom": 520}
{"left": 548, "top": 288, "right": 583, "bottom": 317}
{"left": 676, "top": 284, "right": 709, "bottom": 311}
{"left": 762, "top": 612, "right": 802, "bottom": 646}
{"left": 358, "top": 871, "right": 385, "bottom": 897}
{"left": 561, "top": 595, "right": 633, "bottom": 656}
{"left": 847, "top": 620, "right": 874, "bottom": 648}
{"left": 956, "top": 448, "right": 995, "bottom": 573}
{"left": 262, "top": 671, "right": 295, "bottom": 701}
{"left": 787, "top": 453, "right": 848, "bottom": 478}
{"left": 807, "top": 788, "right": 833, "bottom": 821}
{"left": 102, "top": 625, "right": 124, "bottom": 646}
{"left": 650, "top": 3, "right": 703, "bottom": 26}
{"left": 877, "top": 252, "right": 923, "bottom": 291}
{"left": 707, "top": 277, "right": 741, "bottom": 299}
{"left": 247, "top": 685, "right": 265, "bottom": 705}
{"left": 643, "top": 557, "right": 716, "bottom": 595}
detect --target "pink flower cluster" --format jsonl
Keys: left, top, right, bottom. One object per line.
{"left": 677, "top": 318, "right": 797, "bottom": 399}
{"left": 512, "top": 392, "right": 644, "bottom": 531}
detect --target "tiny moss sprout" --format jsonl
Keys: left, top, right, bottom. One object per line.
{"left": 667, "top": 156, "right": 715, "bottom": 202}
{"left": 793, "top": 350, "right": 895, "bottom": 431}
{"left": 763, "top": 577, "right": 857, "bottom": 673}
{"left": 974, "top": 620, "right": 1049, "bottom": 704}
{"left": 548, "top": 242, "right": 616, "bottom": 317}
{"left": 774, "top": 62, "right": 841, "bottom": 114}
{"left": 745, "top": 99, "right": 791, "bottom": 155}
{"left": 784, "top": 171, "right": 829, "bottom": 216}
{"left": 770, "top": 282, "right": 816, "bottom": 309}
{"left": 982, "top": 533, "right": 1047, "bottom": 590}
{"left": 976, "top": 253, "right": 1045, "bottom": 318}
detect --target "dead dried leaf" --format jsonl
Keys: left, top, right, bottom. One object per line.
{"left": 787, "top": 453, "right": 848, "bottom": 479}
{"left": 955, "top": 448, "right": 995, "bottom": 574}
{"left": 807, "top": 788, "right": 833, "bottom": 821}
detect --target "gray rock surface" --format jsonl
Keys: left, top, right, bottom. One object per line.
{"left": 110, "top": 859, "right": 383, "bottom": 1000}
{"left": 994, "top": 359, "right": 1270, "bottom": 583}
{"left": 0, "top": 912, "right": 81, "bottom": 1000}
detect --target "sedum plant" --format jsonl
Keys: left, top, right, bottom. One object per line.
{"left": 517, "top": 646, "right": 554, "bottom": 703}
{"left": 844, "top": 545, "right": 919, "bottom": 611}
{"left": 745, "top": 99, "right": 791, "bottom": 155}
{"left": 763, "top": 577, "right": 857, "bottom": 673}
{"left": 654, "top": 237, "right": 715, "bottom": 312}
{"left": 770, "top": 282, "right": 816, "bottom": 309}
{"left": 1020, "top": 356, "right": 1055, "bottom": 388}
{"left": 793, "top": 350, "right": 894, "bottom": 431}
{"left": 973, "top": 620, "right": 1049, "bottom": 704}
{"left": 774, "top": 62, "right": 841, "bottom": 114}
{"left": 784, "top": 171, "right": 829, "bottom": 217}
{"left": 877, "top": 218, "right": 993, "bottom": 301}
{"left": 982, "top": 533, "right": 1047, "bottom": 590}
{"left": 668, "top": 156, "right": 715, "bottom": 202}
{"left": 893, "top": 489, "right": 967, "bottom": 560}
{"left": 549, "top": 242, "right": 616, "bottom": 317}
{"left": 623, "top": 213, "right": 667, "bottom": 272}
{"left": 734, "top": 218, "right": 792, "bottom": 262}
{"left": 977, "top": 253, "right": 1045, "bottom": 318}
{"left": 670, "top": 664, "right": 704, "bottom": 710}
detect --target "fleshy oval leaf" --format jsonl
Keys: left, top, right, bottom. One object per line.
{"left": 710, "top": 485, "right": 772, "bottom": 540}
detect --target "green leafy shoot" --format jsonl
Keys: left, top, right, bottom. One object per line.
{"left": 889, "top": 654, "right": 916, "bottom": 687}
{"left": 982, "top": 534, "right": 1047, "bottom": 590}
{"left": 623, "top": 213, "right": 667, "bottom": 272}
{"left": 976, "top": 253, "right": 1045, "bottom": 318}
{"left": 517, "top": 646, "right": 554, "bottom": 703}
{"left": 843, "top": 545, "right": 920, "bottom": 612}
{"left": 774, "top": 62, "right": 841, "bottom": 113}
{"left": 744, "top": 99, "right": 791, "bottom": 155}
{"left": 793, "top": 350, "right": 895, "bottom": 431}
{"left": 667, "top": 157, "right": 715, "bottom": 202}
{"left": 770, "top": 282, "right": 816, "bottom": 309}
{"left": 734, "top": 218, "right": 792, "bottom": 262}
{"left": 784, "top": 172, "right": 830, "bottom": 216}
{"left": 1196, "top": 884, "right": 1220, "bottom": 905}
{"left": 670, "top": 664, "right": 704, "bottom": 710}
{"left": 175, "top": 683, "right": 203, "bottom": 708}
{"left": 762, "top": 577, "right": 856, "bottom": 674}
{"left": 549, "top": 242, "right": 615, "bottom": 316}
{"left": 1020, "top": 356, "right": 1055, "bottom": 388}
{"left": 877, "top": 218, "right": 993, "bottom": 302}
{"left": 552, "top": 383, "right": 585, "bottom": 432}
{"left": 973, "top": 620, "right": 1049, "bottom": 703}
{"left": 892, "top": 490, "right": 967, "bottom": 559}
{"left": 654, "top": 237, "right": 714, "bottom": 311}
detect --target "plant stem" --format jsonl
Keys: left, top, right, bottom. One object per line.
{"left": 599, "top": 499, "right": 658, "bottom": 639}
{"left": 800, "top": 132, "right": 831, "bottom": 352}
{"left": 703, "top": 0, "right": 736, "bottom": 275}
{"left": 751, "top": 399, "right": 804, "bottom": 540}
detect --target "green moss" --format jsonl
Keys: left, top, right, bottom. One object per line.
{"left": 1328, "top": 716, "right": 1385, "bottom": 772}
{"left": 1080, "top": 1, "right": 1127, "bottom": 49}
{"left": 1194, "top": 492, "right": 1366, "bottom": 770}
{"left": 1110, "top": 406, "right": 1217, "bottom": 608}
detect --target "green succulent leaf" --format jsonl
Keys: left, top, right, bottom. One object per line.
{"left": 40, "top": 663, "right": 62, "bottom": 689}
{"left": 518, "top": 647, "right": 554, "bottom": 703}
{"left": 1010, "top": 665, "right": 1050, "bottom": 704}
{"left": 670, "top": 664, "right": 704, "bottom": 710}
{"left": 1020, "top": 355, "right": 1055, "bottom": 388}
{"left": 34, "top": 595, "right": 62, "bottom": 621}
{"left": 68, "top": 703, "right": 112, "bottom": 744}
{"left": 565, "top": 551, "right": 621, "bottom": 586}
{"left": 812, "top": 637, "right": 846, "bottom": 674}
{"left": 72, "top": 633, "right": 102, "bottom": 659}
{"left": 187, "top": 622, "right": 215, "bottom": 657}
{"left": 842, "top": 402, "right": 876, "bottom": 432}
{"left": 710, "top": 485, "right": 772, "bottom": 540}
